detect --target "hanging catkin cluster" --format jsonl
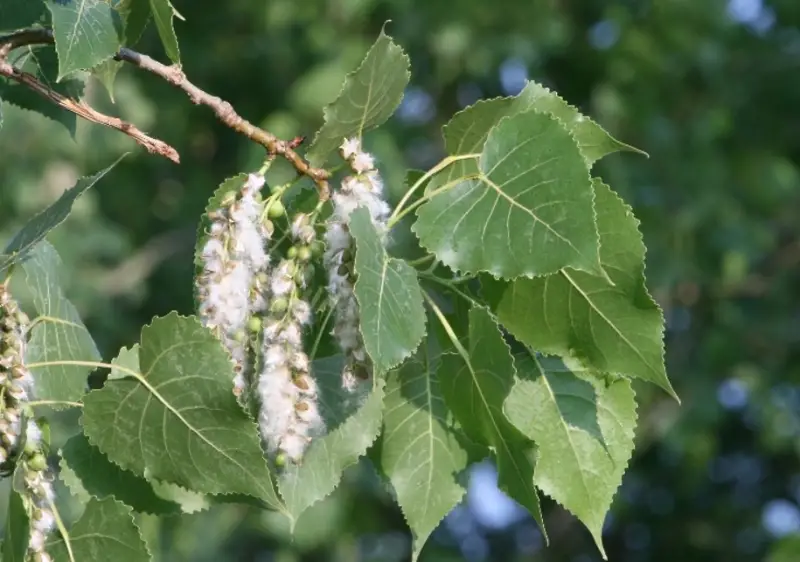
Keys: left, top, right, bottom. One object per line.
{"left": 0, "top": 285, "right": 33, "bottom": 466}
{"left": 257, "top": 213, "right": 323, "bottom": 464}
{"left": 323, "top": 138, "right": 390, "bottom": 396}
{"left": 1, "top": 286, "right": 55, "bottom": 562}
{"left": 196, "top": 173, "right": 271, "bottom": 398}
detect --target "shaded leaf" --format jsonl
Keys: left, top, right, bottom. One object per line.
{"left": 0, "top": 46, "right": 85, "bottom": 136}
{"left": 307, "top": 30, "right": 410, "bottom": 165}
{"left": 492, "top": 180, "right": 676, "bottom": 397}
{"left": 149, "top": 0, "right": 181, "bottom": 64}
{"left": 0, "top": 0, "right": 46, "bottom": 31}
{"left": 48, "top": 498, "right": 151, "bottom": 562}
{"left": 350, "top": 207, "right": 426, "bottom": 373}
{"left": 115, "top": 0, "right": 150, "bottom": 45}
{"left": 279, "top": 356, "right": 386, "bottom": 522}
{"left": 380, "top": 344, "right": 470, "bottom": 561}
{"left": 2, "top": 488, "right": 29, "bottom": 562}
{"left": 504, "top": 354, "right": 637, "bottom": 559}
{"left": 414, "top": 109, "right": 600, "bottom": 278}
{"left": 46, "top": 0, "right": 122, "bottom": 80}
{"left": 1, "top": 155, "right": 124, "bottom": 271}
{"left": 60, "top": 432, "right": 182, "bottom": 515}
{"left": 91, "top": 59, "right": 123, "bottom": 102}
{"left": 19, "top": 241, "right": 101, "bottom": 405}
{"left": 511, "top": 81, "right": 647, "bottom": 165}
{"left": 81, "top": 313, "right": 284, "bottom": 511}
{"left": 438, "top": 306, "right": 546, "bottom": 535}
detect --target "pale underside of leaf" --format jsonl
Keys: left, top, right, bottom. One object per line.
{"left": 19, "top": 241, "right": 101, "bottom": 405}
{"left": 493, "top": 180, "right": 676, "bottom": 398}
{"left": 504, "top": 354, "right": 637, "bottom": 559}
{"left": 437, "top": 306, "right": 547, "bottom": 536}
{"left": 380, "top": 345, "right": 470, "bottom": 561}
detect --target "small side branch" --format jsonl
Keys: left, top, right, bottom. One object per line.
{"left": 0, "top": 28, "right": 331, "bottom": 199}
{"left": 0, "top": 59, "right": 179, "bottom": 162}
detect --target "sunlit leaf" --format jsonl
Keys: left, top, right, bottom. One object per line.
{"left": 504, "top": 355, "right": 637, "bottom": 558}
{"left": 19, "top": 241, "right": 101, "bottom": 405}
{"left": 491, "top": 180, "right": 676, "bottom": 398}
{"left": 148, "top": 0, "right": 181, "bottom": 64}
{"left": 82, "top": 313, "right": 284, "bottom": 511}
{"left": 379, "top": 343, "right": 470, "bottom": 561}
{"left": 511, "top": 81, "right": 647, "bottom": 165}
{"left": 46, "top": 0, "right": 122, "bottom": 80}
{"left": 414, "top": 109, "right": 600, "bottom": 278}
{"left": 307, "top": 30, "right": 410, "bottom": 166}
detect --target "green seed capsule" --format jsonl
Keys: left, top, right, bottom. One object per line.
{"left": 287, "top": 246, "right": 298, "bottom": 259}
{"left": 275, "top": 453, "right": 286, "bottom": 468}
{"left": 247, "top": 317, "right": 262, "bottom": 333}
{"left": 297, "top": 246, "right": 312, "bottom": 262}
{"left": 27, "top": 453, "right": 47, "bottom": 472}
{"left": 310, "top": 241, "right": 325, "bottom": 258}
{"left": 270, "top": 297, "right": 289, "bottom": 314}
{"left": 262, "top": 219, "right": 275, "bottom": 237}
{"left": 267, "top": 200, "right": 286, "bottom": 219}
{"left": 233, "top": 329, "right": 247, "bottom": 342}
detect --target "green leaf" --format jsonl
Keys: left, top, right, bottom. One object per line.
{"left": 149, "top": 0, "right": 182, "bottom": 64}
{"left": 511, "top": 81, "right": 647, "bottom": 166}
{"left": 2, "top": 488, "right": 29, "bottom": 562}
{"left": 0, "top": 0, "right": 47, "bottom": 32}
{"left": 307, "top": 30, "right": 410, "bottom": 166}
{"left": 60, "top": 432, "right": 182, "bottom": 515}
{"left": 413, "top": 109, "right": 600, "bottom": 279}
{"left": 425, "top": 97, "right": 515, "bottom": 194}
{"left": 91, "top": 59, "right": 123, "bottom": 102}
{"left": 81, "top": 313, "right": 284, "bottom": 512}
{"left": 504, "top": 355, "right": 637, "bottom": 558}
{"left": 492, "top": 180, "right": 677, "bottom": 398}
{"left": 0, "top": 46, "right": 85, "bottom": 136}
{"left": 1, "top": 155, "right": 124, "bottom": 271}
{"left": 46, "top": 0, "right": 122, "bottom": 80}
{"left": 19, "top": 241, "right": 101, "bottom": 404}
{"left": 48, "top": 498, "right": 151, "bottom": 562}
{"left": 438, "top": 306, "right": 546, "bottom": 535}
{"left": 379, "top": 344, "right": 470, "bottom": 561}
{"left": 115, "top": 0, "right": 150, "bottom": 45}
{"left": 278, "top": 356, "right": 386, "bottom": 523}
{"left": 350, "top": 207, "right": 427, "bottom": 373}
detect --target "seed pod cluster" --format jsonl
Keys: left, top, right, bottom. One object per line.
{"left": 196, "top": 173, "right": 271, "bottom": 398}
{"left": 324, "top": 137, "right": 390, "bottom": 396}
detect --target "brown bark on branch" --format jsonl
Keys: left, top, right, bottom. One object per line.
{"left": 0, "top": 28, "right": 330, "bottom": 199}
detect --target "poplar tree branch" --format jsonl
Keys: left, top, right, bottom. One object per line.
{"left": 0, "top": 28, "right": 331, "bottom": 199}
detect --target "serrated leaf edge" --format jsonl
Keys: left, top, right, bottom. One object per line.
{"left": 521, "top": 373, "right": 639, "bottom": 560}
{"left": 308, "top": 25, "right": 411, "bottom": 164}
{"left": 78, "top": 312, "right": 287, "bottom": 514}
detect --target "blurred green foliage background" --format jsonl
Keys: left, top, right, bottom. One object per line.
{"left": 2, "top": 0, "right": 800, "bottom": 560}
